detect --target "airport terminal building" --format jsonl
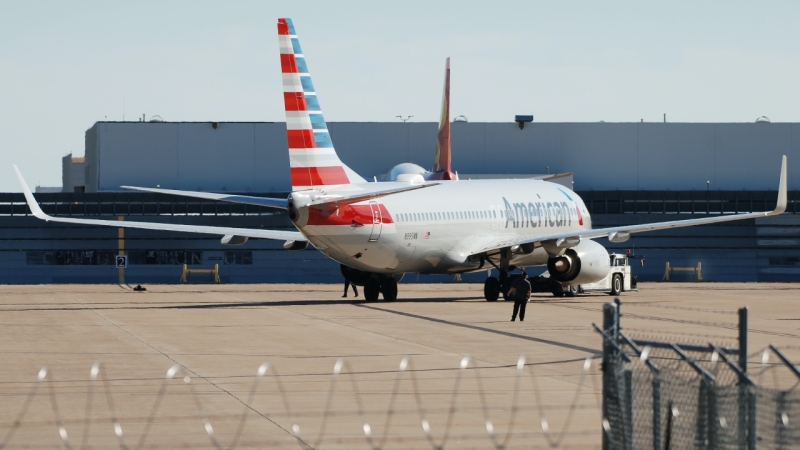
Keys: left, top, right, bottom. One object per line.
{"left": 3, "top": 120, "right": 799, "bottom": 284}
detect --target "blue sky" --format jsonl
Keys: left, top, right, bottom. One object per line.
{"left": 1, "top": 1, "right": 798, "bottom": 191}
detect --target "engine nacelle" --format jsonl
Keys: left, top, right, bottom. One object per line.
{"left": 388, "top": 163, "right": 427, "bottom": 181}
{"left": 546, "top": 239, "right": 610, "bottom": 285}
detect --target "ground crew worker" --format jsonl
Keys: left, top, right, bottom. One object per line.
{"left": 342, "top": 278, "right": 358, "bottom": 298}
{"left": 507, "top": 273, "right": 531, "bottom": 321}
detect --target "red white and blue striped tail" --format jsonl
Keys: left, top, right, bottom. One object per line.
{"left": 278, "top": 18, "right": 366, "bottom": 191}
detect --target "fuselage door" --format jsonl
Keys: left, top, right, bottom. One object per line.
{"left": 368, "top": 201, "right": 382, "bottom": 242}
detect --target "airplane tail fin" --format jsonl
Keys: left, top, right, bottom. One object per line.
{"left": 278, "top": 18, "right": 366, "bottom": 191}
{"left": 430, "top": 58, "right": 457, "bottom": 180}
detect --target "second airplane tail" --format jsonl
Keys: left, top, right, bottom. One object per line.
{"left": 430, "top": 58, "right": 457, "bottom": 181}
{"left": 278, "top": 18, "right": 366, "bottom": 191}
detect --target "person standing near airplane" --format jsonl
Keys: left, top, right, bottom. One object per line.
{"left": 507, "top": 273, "right": 531, "bottom": 322}
{"left": 343, "top": 278, "right": 358, "bottom": 298}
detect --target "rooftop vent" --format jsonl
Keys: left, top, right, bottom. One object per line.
{"left": 515, "top": 115, "right": 533, "bottom": 129}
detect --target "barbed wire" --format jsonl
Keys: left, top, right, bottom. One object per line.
{"left": 621, "top": 326, "right": 737, "bottom": 343}
{"left": 621, "top": 302, "right": 738, "bottom": 315}
{"left": 0, "top": 355, "right": 601, "bottom": 450}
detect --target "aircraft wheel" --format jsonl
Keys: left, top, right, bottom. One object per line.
{"left": 500, "top": 278, "right": 512, "bottom": 301}
{"left": 565, "top": 285, "right": 579, "bottom": 297}
{"left": 381, "top": 277, "right": 398, "bottom": 301}
{"left": 483, "top": 277, "right": 500, "bottom": 302}
{"left": 364, "top": 278, "right": 380, "bottom": 302}
{"left": 609, "top": 274, "right": 622, "bottom": 296}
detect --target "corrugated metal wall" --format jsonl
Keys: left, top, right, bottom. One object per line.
{"left": 84, "top": 121, "right": 800, "bottom": 192}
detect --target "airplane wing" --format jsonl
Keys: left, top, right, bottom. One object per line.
{"left": 14, "top": 166, "right": 306, "bottom": 242}
{"left": 121, "top": 186, "right": 289, "bottom": 209}
{"left": 470, "top": 155, "right": 788, "bottom": 256}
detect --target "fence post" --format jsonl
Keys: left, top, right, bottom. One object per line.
{"left": 624, "top": 368, "right": 633, "bottom": 450}
{"left": 602, "top": 302, "right": 616, "bottom": 450}
{"left": 748, "top": 389, "right": 757, "bottom": 450}
{"left": 697, "top": 380, "right": 708, "bottom": 449}
{"left": 738, "top": 307, "right": 752, "bottom": 450}
{"left": 706, "top": 379, "right": 718, "bottom": 450}
{"left": 615, "top": 299, "right": 633, "bottom": 449}
{"left": 653, "top": 377, "right": 662, "bottom": 450}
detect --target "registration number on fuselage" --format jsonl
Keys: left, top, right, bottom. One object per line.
{"left": 404, "top": 232, "right": 418, "bottom": 240}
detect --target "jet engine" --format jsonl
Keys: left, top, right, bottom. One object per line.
{"left": 388, "top": 163, "right": 426, "bottom": 179}
{"left": 546, "top": 239, "right": 610, "bottom": 285}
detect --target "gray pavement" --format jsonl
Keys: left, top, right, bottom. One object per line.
{"left": 0, "top": 282, "right": 798, "bottom": 449}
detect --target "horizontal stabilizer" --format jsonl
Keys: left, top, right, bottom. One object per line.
{"left": 121, "top": 186, "right": 288, "bottom": 209}
{"left": 306, "top": 183, "right": 440, "bottom": 210}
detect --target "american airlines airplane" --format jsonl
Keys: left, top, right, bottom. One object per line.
{"left": 14, "top": 18, "right": 788, "bottom": 303}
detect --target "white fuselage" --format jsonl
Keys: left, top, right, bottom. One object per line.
{"left": 293, "top": 179, "right": 592, "bottom": 274}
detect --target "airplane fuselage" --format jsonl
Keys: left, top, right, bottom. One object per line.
{"left": 294, "top": 179, "right": 592, "bottom": 274}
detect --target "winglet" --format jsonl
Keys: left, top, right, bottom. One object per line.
{"left": 773, "top": 155, "right": 787, "bottom": 215}
{"left": 13, "top": 165, "right": 48, "bottom": 220}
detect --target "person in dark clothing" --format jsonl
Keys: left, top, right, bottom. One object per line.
{"left": 343, "top": 278, "right": 358, "bottom": 298}
{"left": 507, "top": 273, "right": 531, "bottom": 321}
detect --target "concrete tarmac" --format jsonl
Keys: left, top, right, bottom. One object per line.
{"left": 0, "top": 282, "right": 798, "bottom": 449}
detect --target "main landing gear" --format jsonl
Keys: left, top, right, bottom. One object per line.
{"left": 483, "top": 268, "right": 521, "bottom": 302}
{"left": 483, "top": 276, "right": 501, "bottom": 302}
{"left": 483, "top": 250, "right": 517, "bottom": 302}
{"left": 341, "top": 264, "right": 399, "bottom": 302}
{"left": 364, "top": 276, "right": 398, "bottom": 302}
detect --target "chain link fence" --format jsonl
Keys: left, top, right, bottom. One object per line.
{"left": 600, "top": 301, "right": 800, "bottom": 450}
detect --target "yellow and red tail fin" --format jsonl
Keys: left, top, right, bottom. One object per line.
{"left": 430, "top": 58, "right": 456, "bottom": 180}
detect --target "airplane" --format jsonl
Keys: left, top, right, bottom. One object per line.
{"left": 386, "top": 57, "right": 458, "bottom": 183}
{"left": 385, "top": 58, "right": 569, "bottom": 187}
{"left": 14, "top": 17, "right": 788, "bottom": 303}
